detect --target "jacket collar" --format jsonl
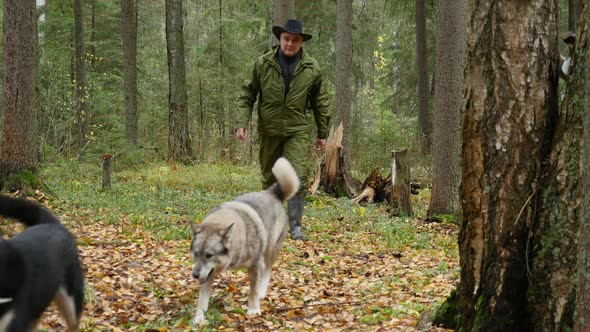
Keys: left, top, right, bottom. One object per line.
{"left": 264, "top": 46, "right": 313, "bottom": 66}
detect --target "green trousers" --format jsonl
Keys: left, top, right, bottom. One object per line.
{"left": 259, "top": 132, "right": 311, "bottom": 193}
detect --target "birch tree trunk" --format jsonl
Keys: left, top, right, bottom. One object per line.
{"left": 459, "top": 0, "right": 558, "bottom": 330}
{"left": 575, "top": 5, "right": 590, "bottom": 330}
{"left": 529, "top": 3, "right": 586, "bottom": 330}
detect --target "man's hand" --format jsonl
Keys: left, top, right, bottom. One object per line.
{"left": 316, "top": 137, "right": 326, "bottom": 151}
{"left": 235, "top": 128, "right": 247, "bottom": 141}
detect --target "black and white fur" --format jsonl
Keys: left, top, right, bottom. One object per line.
{"left": 0, "top": 196, "right": 84, "bottom": 332}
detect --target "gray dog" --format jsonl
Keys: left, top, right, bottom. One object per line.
{"left": 189, "top": 157, "right": 299, "bottom": 325}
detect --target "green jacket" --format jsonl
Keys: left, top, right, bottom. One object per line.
{"left": 236, "top": 46, "right": 331, "bottom": 138}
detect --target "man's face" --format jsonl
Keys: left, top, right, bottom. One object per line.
{"left": 280, "top": 32, "right": 304, "bottom": 57}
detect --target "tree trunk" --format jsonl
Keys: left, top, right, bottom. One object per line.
{"left": 89, "top": 0, "right": 97, "bottom": 66}
{"left": 335, "top": 0, "right": 353, "bottom": 175}
{"left": 102, "top": 153, "right": 112, "bottom": 190}
{"left": 459, "top": 0, "right": 558, "bottom": 331}
{"left": 271, "top": 0, "right": 294, "bottom": 45}
{"left": 575, "top": 4, "right": 590, "bottom": 330}
{"left": 390, "top": 149, "right": 412, "bottom": 216}
{"left": 427, "top": 0, "right": 466, "bottom": 217}
{"left": 74, "top": 0, "right": 89, "bottom": 156}
{"left": 528, "top": 4, "right": 586, "bottom": 330}
{"left": 1, "top": 0, "right": 39, "bottom": 188}
{"left": 165, "top": 0, "right": 192, "bottom": 163}
{"left": 415, "top": 0, "right": 431, "bottom": 156}
{"left": 569, "top": 0, "right": 583, "bottom": 32}
{"left": 121, "top": 0, "right": 139, "bottom": 145}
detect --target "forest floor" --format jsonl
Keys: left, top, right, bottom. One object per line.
{"left": 2, "top": 161, "right": 458, "bottom": 331}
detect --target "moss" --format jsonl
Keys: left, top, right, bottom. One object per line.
{"left": 433, "top": 288, "right": 461, "bottom": 329}
{"left": 0, "top": 169, "right": 44, "bottom": 193}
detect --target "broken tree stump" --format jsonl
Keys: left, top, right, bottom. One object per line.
{"left": 390, "top": 149, "right": 412, "bottom": 216}
{"left": 310, "top": 121, "right": 359, "bottom": 197}
{"left": 350, "top": 168, "right": 391, "bottom": 204}
{"left": 102, "top": 153, "right": 112, "bottom": 190}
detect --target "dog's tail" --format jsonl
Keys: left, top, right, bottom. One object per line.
{"left": 0, "top": 195, "right": 59, "bottom": 226}
{"left": 271, "top": 157, "right": 300, "bottom": 201}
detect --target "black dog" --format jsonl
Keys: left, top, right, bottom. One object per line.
{"left": 0, "top": 196, "right": 84, "bottom": 332}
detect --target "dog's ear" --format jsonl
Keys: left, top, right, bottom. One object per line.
{"left": 190, "top": 221, "right": 201, "bottom": 235}
{"left": 221, "top": 223, "right": 234, "bottom": 240}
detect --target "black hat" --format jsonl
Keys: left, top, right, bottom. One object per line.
{"left": 272, "top": 19, "right": 312, "bottom": 41}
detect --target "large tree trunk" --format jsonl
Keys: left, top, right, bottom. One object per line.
{"left": 415, "top": 0, "right": 431, "bottom": 156}
{"left": 335, "top": 0, "right": 352, "bottom": 175}
{"left": 575, "top": 4, "right": 590, "bottom": 330}
{"left": 459, "top": 0, "right": 558, "bottom": 331}
{"left": 528, "top": 4, "right": 586, "bottom": 330}
{"left": 74, "top": 0, "right": 89, "bottom": 156}
{"left": 121, "top": 0, "right": 139, "bottom": 145}
{"left": 427, "top": 0, "right": 466, "bottom": 216}
{"left": 165, "top": 0, "right": 192, "bottom": 163}
{"left": 1, "top": 0, "right": 39, "bottom": 187}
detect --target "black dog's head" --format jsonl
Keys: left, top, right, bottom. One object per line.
{"left": 0, "top": 241, "right": 24, "bottom": 314}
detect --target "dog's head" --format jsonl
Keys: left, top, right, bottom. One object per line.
{"left": 189, "top": 221, "right": 233, "bottom": 284}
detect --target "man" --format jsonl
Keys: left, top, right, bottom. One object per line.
{"left": 236, "top": 19, "right": 331, "bottom": 240}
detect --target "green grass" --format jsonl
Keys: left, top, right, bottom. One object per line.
{"left": 35, "top": 159, "right": 458, "bottom": 330}
{"left": 42, "top": 160, "right": 260, "bottom": 241}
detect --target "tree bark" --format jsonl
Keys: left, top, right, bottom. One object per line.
{"left": 1, "top": 0, "right": 39, "bottom": 184}
{"left": 335, "top": 0, "right": 353, "bottom": 175}
{"left": 390, "top": 149, "right": 412, "bottom": 216}
{"left": 121, "top": 0, "right": 139, "bottom": 145}
{"left": 89, "top": 0, "right": 97, "bottom": 66}
{"left": 459, "top": 0, "right": 558, "bottom": 331}
{"left": 74, "top": 0, "right": 89, "bottom": 156}
{"left": 575, "top": 4, "right": 590, "bottom": 330}
{"left": 165, "top": 0, "right": 192, "bottom": 163}
{"left": 415, "top": 0, "right": 431, "bottom": 156}
{"left": 102, "top": 153, "right": 112, "bottom": 190}
{"left": 427, "top": 0, "right": 466, "bottom": 216}
{"left": 529, "top": 4, "right": 586, "bottom": 330}
{"left": 569, "top": 0, "right": 583, "bottom": 32}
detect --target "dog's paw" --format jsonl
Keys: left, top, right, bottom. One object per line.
{"left": 191, "top": 312, "right": 207, "bottom": 326}
{"left": 247, "top": 308, "right": 261, "bottom": 316}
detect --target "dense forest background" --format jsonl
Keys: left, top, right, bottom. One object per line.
{"left": 0, "top": 0, "right": 574, "bottom": 175}
{"left": 3, "top": 0, "right": 428, "bottom": 175}
{"left": 0, "top": 0, "right": 588, "bottom": 331}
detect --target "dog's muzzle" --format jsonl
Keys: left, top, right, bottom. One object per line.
{"left": 193, "top": 268, "right": 214, "bottom": 285}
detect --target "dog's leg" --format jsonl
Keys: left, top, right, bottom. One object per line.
{"left": 0, "top": 310, "right": 37, "bottom": 332}
{"left": 258, "top": 266, "right": 272, "bottom": 300}
{"left": 53, "top": 287, "right": 80, "bottom": 332}
{"left": 247, "top": 260, "right": 266, "bottom": 316}
{"left": 0, "top": 310, "right": 15, "bottom": 332}
{"left": 192, "top": 276, "right": 215, "bottom": 326}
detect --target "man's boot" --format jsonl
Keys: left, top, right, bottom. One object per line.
{"left": 287, "top": 194, "right": 307, "bottom": 240}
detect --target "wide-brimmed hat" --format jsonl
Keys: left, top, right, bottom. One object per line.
{"left": 272, "top": 19, "right": 312, "bottom": 41}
